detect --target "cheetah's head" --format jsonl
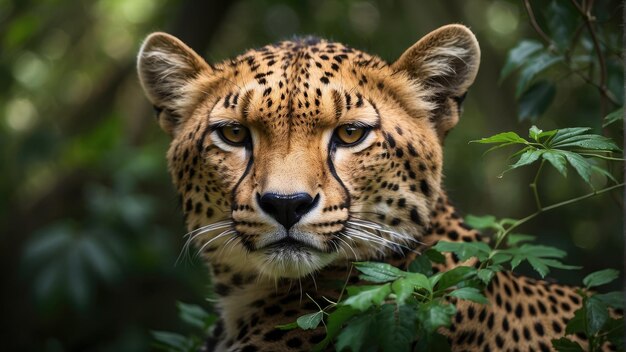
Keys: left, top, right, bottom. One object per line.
{"left": 137, "top": 25, "right": 480, "bottom": 279}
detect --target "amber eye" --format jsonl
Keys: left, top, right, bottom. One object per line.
{"left": 218, "top": 125, "right": 250, "bottom": 146}
{"left": 335, "top": 124, "right": 368, "bottom": 146}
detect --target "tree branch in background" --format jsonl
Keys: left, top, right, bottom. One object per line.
{"left": 569, "top": 0, "right": 610, "bottom": 120}
{"left": 522, "top": 0, "right": 555, "bottom": 48}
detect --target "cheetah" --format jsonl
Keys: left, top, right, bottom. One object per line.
{"left": 137, "top": 25, "right": 599, "bottom": 351}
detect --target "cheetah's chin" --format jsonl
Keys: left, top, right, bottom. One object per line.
{"left": 253, "top": 247, "right": 337, "bottom": 279}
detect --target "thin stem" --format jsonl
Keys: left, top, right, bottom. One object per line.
{"left": 530, "top": 160, "right": 545, "bottom": 210}
{"left": 577, "top": 153, "right": 625, "bottom": 161}
{"left": 522, "top": 0, "right": 556, "bottom": 48}
{"left": 493, "top": 182, "right": 625, "bottom": 250}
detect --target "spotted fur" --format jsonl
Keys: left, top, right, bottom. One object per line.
{"left": 137, "top": 25, "right": 614, "bottom": 351}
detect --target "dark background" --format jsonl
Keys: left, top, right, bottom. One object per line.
{"left": 1, "top": 0, "right": 623, "bottom": 350}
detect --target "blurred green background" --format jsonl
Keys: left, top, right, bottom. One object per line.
{"left": 0, "top": 0, "right": 622, "bottom": 350}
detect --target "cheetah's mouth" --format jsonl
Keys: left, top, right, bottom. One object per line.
{"left": 259, "top": 236, "right": 323, "bottom": 253}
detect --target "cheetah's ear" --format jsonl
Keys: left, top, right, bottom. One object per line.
{"left": 137, "top": 32, "right": 212, "bottom": 135}
{"left": 392, "top": 24, "right": 480, "bottom": 140}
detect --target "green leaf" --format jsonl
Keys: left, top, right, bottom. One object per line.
{"left": 586, "top": 295, "right": 609, "bottom": 335}
{"left": 464, "top": 215, "right": 498, "bottom": 230}
{"left": 594, "top": 291, "right": 624, "bottom": 309}
{"left": 433, "top": 241, "right": 491, "bottom": 262}
{"left": 529, "top": 126, "right": 543, "bottom": 141}
{"left": 378, "top": 304, "right": 419, "bottom": 352}
{"left": 392, "top": 278, "right": 416, "bottom": 305}
{"left": 437, "top": 266, "right": 477, "bottom": 291}
{"left": 471, "top": 132, "right": 527, "bottom": 145}
{"left": 408, "top": 254, "right": 433, "bottom": 276}
{"left": 552, "top": 134, "right": 620, "bottom": 151}
{"left": 602, "top": 107, "right": 624, "bottom": 127}
{"left": 551, "top": 337, "right": 584, "bottom": 352}
{"left": 448, "top": 287, "right": 488, "bottom": 304}
{"left": 500, "top": 40, "right": 544, "bottom": 82}
{"left": 335, "top": 308, "right": 377, "bottom": 352}
{"left": 565, "top": 308, "right": 585, "bottom": 335}
{"left": 516, "top": 52, "right": 563, "bottom": 97}
{"left": 343, "top": 284, "right": 392, "bottom": 311}
{"left": 583, "top": 269, "right": 620, "bottom": 288}
{"left": 313, "top": 306, "right": 358, "bottom": 352}
{"left": 605, "top": 318, "right": 625, "bottom": 348}
{"left": 518, "top": 81, "right": 556, "bottom": 121}
{"left": 477, "top": 269, "right": 495, "bottom": 285}
{"left": 297, "top": 311, "right": 324, "bottom": 330}
{"left": 504, "top": 149, "right": 543, "bottom": 174}
{"left": 176, "top": 302, "right": 214, "bottom": 330}
{"left": 542, "top": 151, "right": 568, "bottom": 177}
{"left": 275, "top": 321, "right": 299, "bottom": 330}
{"left": 152, "top": 331, "right": 194, "bottom": 352}
{"left": 550, "top": 128, "right": 592, "bottom": 145}
{"left": 354, "top": 262, "right": 405, "bottom": 283}
{"left": 425, "top": 248, "right": 446, "bottom": 264}
{"left": 590, "top": 165, "right": 618, "bottom": 184}
{"left": 417, "top": 301, "right": 456, "bottom": 333}
{"left": 561, "top": 151, "right": 594, "bottom": 186}
{"left": 506, "top": 234, "right": 536, "bottom": 246}
{"left": 405, "top": 272, "right": 432, "bottom": 292}
{"left": 527, "top": 257, "right": 550, "bottom": 278}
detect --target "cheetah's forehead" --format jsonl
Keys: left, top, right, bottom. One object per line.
{"left": 211, "top": 37, "right": 390, "bottom": 136}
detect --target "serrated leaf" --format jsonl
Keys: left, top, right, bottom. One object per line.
{"left": 583, "top": 269, "right": 620, "bottom": 288}
{"left": 408, "top": 254, "right": 432, "bottom": 276}
{"left": 561, "top": 151, "right": 594, "bottom": 185}
{"left": 506, "top": 234, "right": 536, "bottom": 246}
{"left": 354, "top": 262, "right": 405, "bottom": 283}
{"left": 586, "top": 295, "right": 609, "bottom": 335}
{"left": 448, "top": 287, "right": 488, "bottom": 304}
{"left": 500, "top": 40, "right": 544, "bottom": 81}
{"left": 477, "top": 269, "right": 495, "bottom": 285}
{"left": 516, "top": 52, "right": 563, "bottom": 97}
{"left": 551, "top": 337, "right": 584, "bottom": 352}
{"left": 417, "top": 301, "right": 456, "bottom": 333}
{"left": 378, "top": 304, "right": 419, "bottom": 352}
{"left": 464, "top": 214, "right": 498, "bottom": 230}
{"left": 437, "top": 266, "right": 476, "bottom": 291}
{"left": 518, "top": 81, "right": 556, "bottom": 121}
{"left": 527, "top": 256, "right": 550, "bottom": 278}
{"left": 406, "top": 272, "right": 432, "bottom": 292}
{"left": 542, "top": 151, "right": 568, "bottom": 177}
{"left": 297, "top": 311, "right": 324, "bottom": 330}
{"left": 594, "top": 291, "right": 624, "bottom": 309}
{"left": 603, "top": 107, "right": 624, "bottom": 127}
{"left": 471, "top": 132, "right": 527, "bottom": 145}
{"left": 343, "top": 284, "right": 392, "bottom": 311}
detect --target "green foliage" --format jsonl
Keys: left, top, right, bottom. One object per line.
{"left": 552, "top": 270, "right": 624, "bottom": 352}
{"left": 473, "top": 125, "right": 621, "bottom": 186}
{"left": 152, "top": 302, "right": 216, "bottom": 352}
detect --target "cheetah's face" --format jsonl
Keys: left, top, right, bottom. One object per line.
{"left": 137, "top": 26, "right": 479, "bottom": 279}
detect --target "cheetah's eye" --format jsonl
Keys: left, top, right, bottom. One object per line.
{"left": 217, "top": 125, "right": 250, "bottom": 146}
{"left": 334, "top": 124, "right": 369, "bottom": 146}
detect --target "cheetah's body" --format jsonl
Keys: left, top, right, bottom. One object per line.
{"left": 137, "top": 26, "right": 590, "bottom": 351}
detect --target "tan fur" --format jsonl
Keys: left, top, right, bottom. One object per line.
{"left": 137, "top": 26, "right": 608, "bottom": 351}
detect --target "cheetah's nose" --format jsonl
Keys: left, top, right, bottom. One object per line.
{"left": 257, "top": 193, "right": 319, "bottom": 230}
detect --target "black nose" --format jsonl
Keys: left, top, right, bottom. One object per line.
{"left": 257, "top": 193, "right": 319, "bottom": 230}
